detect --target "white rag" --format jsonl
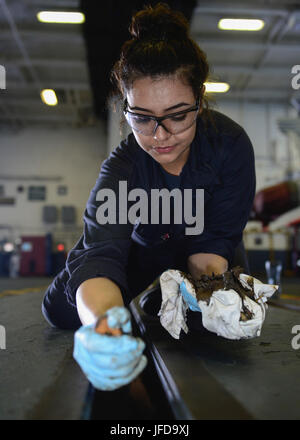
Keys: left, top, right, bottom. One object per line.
{"left": 158, "top": 269, "right": 278, "bottom": 340}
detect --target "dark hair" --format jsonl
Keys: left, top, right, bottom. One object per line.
{"left": 110, "top": 3, "right": 215, "bottom": 130}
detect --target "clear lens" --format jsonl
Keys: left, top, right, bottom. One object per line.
{"left": 125, "top": 108, "right": 198, "bottom": 135}
{"left": 163, "top": 112, "right": 196, "bottom": 134}
{"left": 126, "top": 114, "right": 156, "bottom": 134}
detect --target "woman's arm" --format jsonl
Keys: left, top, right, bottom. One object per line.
{"left": 65, "top": 139, "right": 137, "bottom": 311}
{"left": 187, "top": 252, "right": 228, "bottom": 279}
{"left": 76, "top": 278, "right": 124, "bottom": 326}
{"left": 184, "top": 129, "right": 256, "bottom": 271}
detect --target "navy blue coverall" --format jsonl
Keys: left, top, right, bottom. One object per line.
{"left": 42, "top": 110, "right": 256, "bottom": 330}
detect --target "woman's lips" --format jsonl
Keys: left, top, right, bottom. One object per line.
{"left": 153, "top": 145, "right": 176, "bottom": 154}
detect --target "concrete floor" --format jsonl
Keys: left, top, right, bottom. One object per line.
{"left": 0, "top": 272, "right": 299, "bottom": 420}
{"left": 252, "top": 271, "right": 300, "bottom": 311}
{"left": 0, "top": 276, "right": 89, "bottom": 420}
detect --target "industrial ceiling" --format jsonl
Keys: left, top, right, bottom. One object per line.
{"left": 0, "top": 0, "right": 300, "bottom": 129}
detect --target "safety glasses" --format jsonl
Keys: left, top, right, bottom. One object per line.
{"left": 123, "top": 99, "right": 200, "bottom": 136}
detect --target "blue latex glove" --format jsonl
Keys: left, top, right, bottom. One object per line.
{"left": 73, "top": 306, "right": 147, "bottom": 391}
{"left": 180, "top": 281, "right": 201, "bottom": 312}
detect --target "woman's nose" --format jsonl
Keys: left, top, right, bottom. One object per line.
{"left": 153, "top": 123, "right": 171, "bottom": 141}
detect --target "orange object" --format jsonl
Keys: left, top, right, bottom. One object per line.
{"left": 95, "top": 316, "right": 123, "bottom": 336}
{"left": 253, "top": 181, "right": 300, "bottom": 226}
{"left": 94, "top": 315, "right": 153, "bottom": 413}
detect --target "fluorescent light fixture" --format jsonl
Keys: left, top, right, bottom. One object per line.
{"left": 204, "top": 82, "right": 230, "bottom": 93}
{"left": 218, "top": 18, "right": 264, "bottom": 31}
{"left": 37, "top": 11, "right": 85, "bottom": 24}
{"left": 41, "top": 89, "right": 58, "bottom": 106}
{"left": 4, "top": 243, "right": 14, "bottom": 252}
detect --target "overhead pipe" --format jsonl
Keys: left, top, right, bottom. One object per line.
{"left": 0, "top": 0, "right": 43, "bottom": 93}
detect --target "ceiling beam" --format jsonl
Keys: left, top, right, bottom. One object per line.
{"left": 0, "top": 113, "right": 76, "bottom": 122}
{"left": 194, "top": 4, "right": 294, "bottom": 17}
{"left": 0, "top": 28, "right": 298, "bottom": 52}
{"left": 0, "top": 28, "right": 83, "bottom": 43}
{"left": 6, "top": 81, "right": 90, "bottom": 90}
{"left": 1, "top": 59, "right": 294, "bottom": 77}
{"left": 26, "top": 0, "right": 79, "bottom": 6}
{"left": 195, "top": 37, "right": 300, "bottom": 51}
{"left": 0, "top": 98, "right": 92, "bottom": 107}
{"left": 1, "top": 58, "right": 86, "bottom": 69}
{"left": 211, "top": 65, "right": 294, "bottom": 76}
{"left": 216, "top": 89, "right": 290, "bottom": 100}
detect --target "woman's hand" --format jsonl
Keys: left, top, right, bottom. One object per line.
{"left": 73, "top": 306, "right": 147, "bottom": 391}
{"left": 187, "top": 253, "right": 228, "bottom": 279}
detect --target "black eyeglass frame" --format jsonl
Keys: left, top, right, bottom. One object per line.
{"left": 123, "top": 98, "right": 201, "bottom": 135}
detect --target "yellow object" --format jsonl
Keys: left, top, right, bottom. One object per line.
{"left": 37, "top": 11, "right": 85, "bottom": 24}
{"left": 218, "top": 18, "right": 265, "bottom": 31}
{"left": 41, "top": 89, "right": 58, "bottom": 106}
{"left": 204, "top": 82, "right": 230, "bottom": 93}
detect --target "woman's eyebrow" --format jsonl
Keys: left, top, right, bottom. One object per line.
{"left": 128, "top": 102, "right": 190, "bottom": 113}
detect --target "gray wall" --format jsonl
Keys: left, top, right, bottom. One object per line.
{"left": 0, "top": 124, "right": 107, "bottom": 251}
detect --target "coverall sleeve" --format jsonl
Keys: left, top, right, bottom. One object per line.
{"left": 64, "top": 149, "right": 134, "bottom": 308}
{"left": 184, "top": 129, "right": 256, "bottom": 267}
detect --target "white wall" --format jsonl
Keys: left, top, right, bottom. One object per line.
{"left": 215, "top": 100, "right": 298, "bottom": 191}
{"left": 107, "top": 99, "right": 131, "bottom": 154}
{"left": 0, "top": 124, "right": 107, "bottom": 250}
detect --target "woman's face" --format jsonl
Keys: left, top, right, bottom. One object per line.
{"left": 126, "top": 75, "right": 200, "bottom": 175}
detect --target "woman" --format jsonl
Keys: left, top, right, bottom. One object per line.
{"left": 42, "top": 3, "right": 256, "bottom": 390}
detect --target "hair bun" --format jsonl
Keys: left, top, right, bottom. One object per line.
{"left": 129, "top": 3, "right": 189, "bottom": 41}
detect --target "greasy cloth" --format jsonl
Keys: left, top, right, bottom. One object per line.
{"left": 158, "top": 269, "right": 278, "bottom": 340}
